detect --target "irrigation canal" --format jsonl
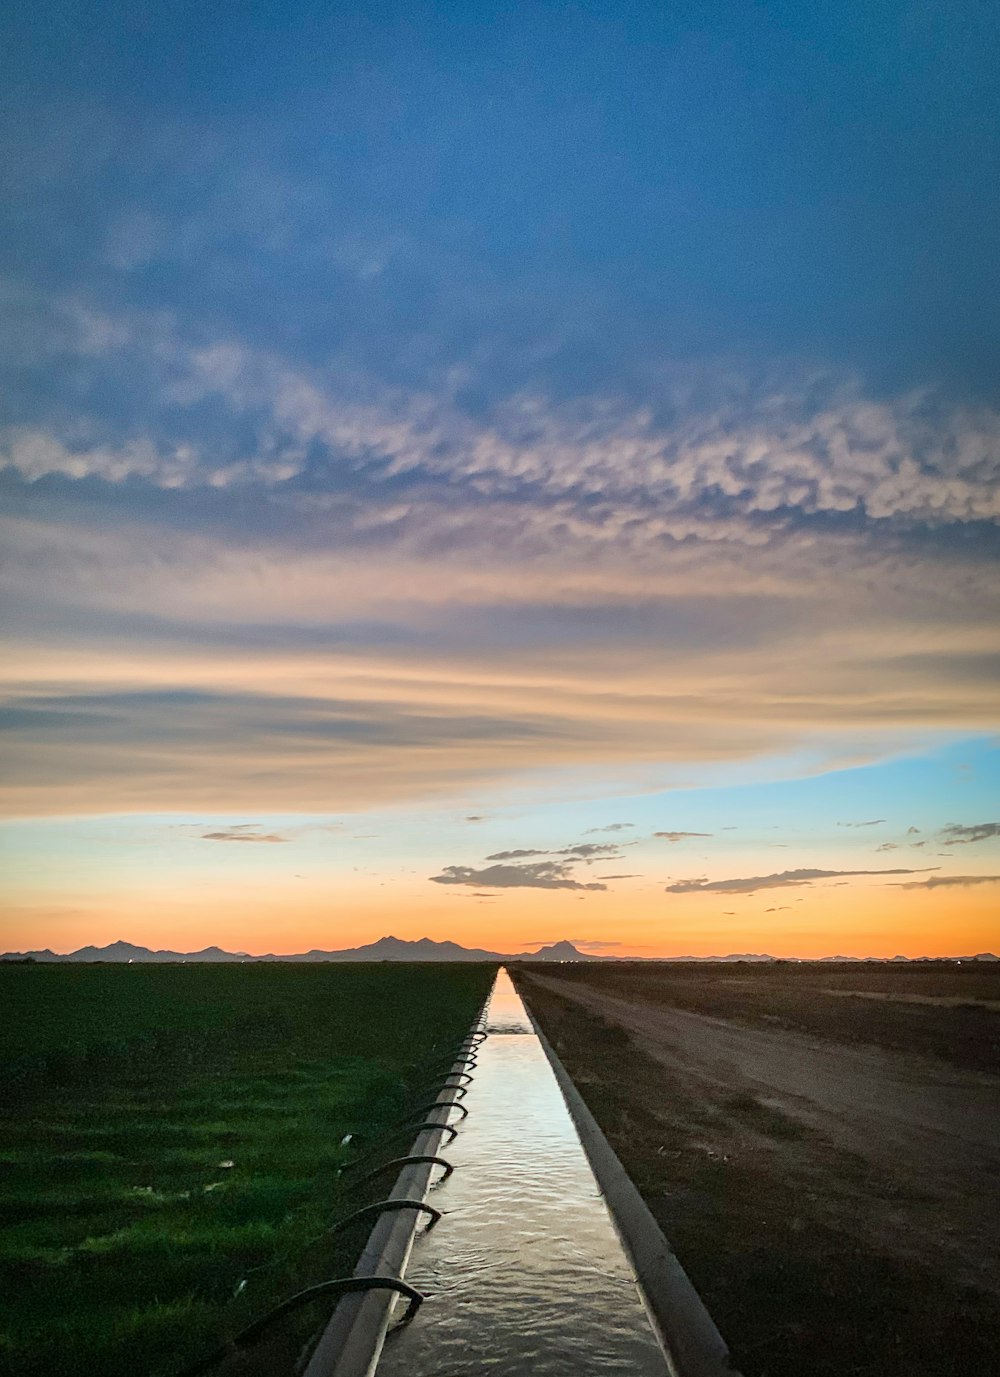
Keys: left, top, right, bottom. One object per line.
{"left": 373, "top": 968, "right": 672, "bottom": 1376}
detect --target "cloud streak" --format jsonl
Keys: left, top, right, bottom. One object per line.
{"left": 201, "top": 826, "right": 288, "bottom": 844}
{"left": 654, "top": 831, "right": 713, "bottom": 842}
{"left": 485, "top": 849, "right": 548, "bottom": 861}
{"left": 894, "top": 874, "right": 1000, "bottom": 890}
{"left": 666, "top": 867, "right": 935, "bottom": 895}
{"left": 484, "top": 843, "right": 621, "bottom": 862}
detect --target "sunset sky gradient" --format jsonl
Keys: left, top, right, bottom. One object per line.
{"left": 2, "top": 1, "right": 998, "bottom": 956}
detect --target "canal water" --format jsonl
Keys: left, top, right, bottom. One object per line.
{"left": 375, "top": 969, "right": 671, "bottom": 1376}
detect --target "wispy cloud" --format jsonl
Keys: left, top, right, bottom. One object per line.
{"left": 836, "top": 819, "right": 886, "bottom": 828}
{"left": 555, "top": 843, "right": 622, "bottom": 859}
{"left": 201, "top": 826, "right": 288, "bottom": 843}
{"left": 654, "top": 831, "right": 713, "bottom": 842}
{"left": 583, "top": 823, "right": 635, "bottom": 834}
{"left": 429, "top": 862, "right": 606, "bottom": 892}
{"left": 894, "top": 874, "right": 1000, "bottom": 890}
{"left": 485, "top": 848, "right": 548, "bottom": 861}
{"left": 666, "top": 867, "right": 935, "bottom": 894}
{"left": 485, "top": 843, "right": 621, "bottom": 861}
{"left": 941, "top": 822, "right": 1000, "bottom": 846}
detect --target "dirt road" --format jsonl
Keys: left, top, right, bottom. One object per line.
{"left": 523, "top": 971, "right": 1000, "bottom": 1296}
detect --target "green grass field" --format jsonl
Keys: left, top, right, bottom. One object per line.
{"left": 0, "top": 962, "right": 495, "bottom": 1377}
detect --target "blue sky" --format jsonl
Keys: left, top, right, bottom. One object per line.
{"left": 5, "top": 0, "right": 1000, "bottom": 396}
{"left": 1, "top": 1, "right": 998, "bottom": 953}
{"left": 4, "top": 726, "right": 996, "bottom": 954}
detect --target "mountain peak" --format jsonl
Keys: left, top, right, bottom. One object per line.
{"left": 526, "top": 940, "right": 600, "bottom": 961}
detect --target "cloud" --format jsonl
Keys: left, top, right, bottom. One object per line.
{"left": 484, "top": 842, "right": 621, "bottom": 862}
{"left": 7, "top": 314, "right": 1000, "bottom": 534}
{"left": 555, "top": 843, "right": 622, "bottom": 858}
{"left": 941, "top": 822, "right": 1000, "bottom": 846}
{"left": 907, "top": 826, "right": 921, "bottom": 835}
{"left": 3, "top": 297, "right": 1000, "bottom": 822}
{"left": 429, "top": 862, "right": 607, "bottom": 892}
{"left": 875, "top": 842, "right": 899, "bottom": 852}
{"left": 485, "top": 848, "right": 548, "bottom": 861}
{"left": 666, "top": 866, "right": 936, "bottom": 895}
{"left": 836, "top": 819, "right": 886, "bottom": 828}
{"left": 596, "top": 872, "right": 642, "bottom": 880}
{"left": 0, "top": 683, "right": 599, "bottom": 816}
{"left": 654, "top": 831, "right": 713, "bottom": 842}
{"left": 894, "top": 874, "right": 1000, "bottom": 890}
{"left": 201, "top": 826, "right": 288, "bottom": 843}
{"left": 583, "top": 823, "right": 635, "bottom": 834}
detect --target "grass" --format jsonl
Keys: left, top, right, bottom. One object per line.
{"left": 0, "top": 962, "right": 495, "bottom": 1377}
{"left": 514, "top": 970, "right": 1000, "bottom": 1377}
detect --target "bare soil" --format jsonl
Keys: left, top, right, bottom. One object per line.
{"left": 512, "top": 964, "right": 1000, "bottom": 1377}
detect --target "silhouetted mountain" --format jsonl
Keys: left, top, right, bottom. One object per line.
{"left": 264, "top": 935, "right": 507, "bottom": 962}
{"left": 66, "top": 940, "right": 186, "bottom": 962}
{"left": 0, "top": 934, "right": 507, "bottom": 963}
{"left": 511, "top": 940, "right": 605, "bottom": 961}
{"left": 2, "top": 937, "right": 995, "bottom": 964}
{"left": 40, "top": 940, "right": 249, "bottom": 963}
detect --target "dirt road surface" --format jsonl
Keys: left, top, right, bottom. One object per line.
{"left": 524, "top": 971, "right": 1000, "bottom": 1295}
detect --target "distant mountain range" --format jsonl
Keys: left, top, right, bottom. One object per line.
{"left": 0, "top": 935, "right": 601, "bottom": 964}
{"left": 1, "top": 936, "right": 997, "bottom": 963}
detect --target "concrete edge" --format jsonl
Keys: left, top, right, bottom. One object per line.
{"left": 302, "top": 996, "right": 492, "bottom": 1377}
{"left": 518, "top": 979, "right": 742, "bottom": 1377}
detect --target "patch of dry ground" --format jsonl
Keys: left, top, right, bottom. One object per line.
{"left": 513, "top": 965, "right": 1000, "bottom": 1377}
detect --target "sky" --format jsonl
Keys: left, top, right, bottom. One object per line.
{"left": 1, "top": 0, "right": 998, "bottom": 957}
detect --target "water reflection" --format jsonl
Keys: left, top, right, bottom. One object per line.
{"left": 377, "top": 970, "right": 669, "bottom": 1376}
